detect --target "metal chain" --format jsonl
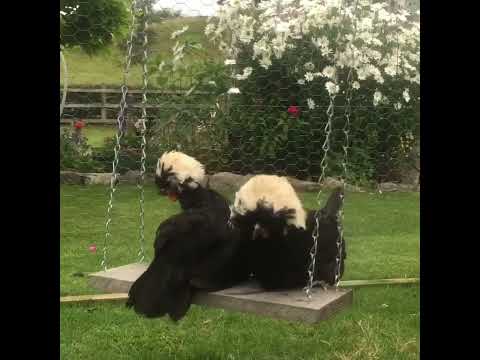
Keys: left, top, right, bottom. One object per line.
{"left": 304, "top": 94, "right": 335, "bottom": 298}
{"left": 102, "top": 0, "right": 138, "bottom": 271}
{"left": 305, "top": 0, "right": 360, "bottom": 296}
{"left": 137, "top": 0, "right": 149, "bottom": 263}
{"left": 333, "top": 70, "right": 353, "bottom": 289}
{"left": 334, "top": 0, "right": 360, "bottom": 289}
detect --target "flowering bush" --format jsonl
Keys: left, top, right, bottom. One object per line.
{"left": 206, "top": 0, "right": 419, "bottom": 108}
{"left": 141, "top": 1, "right": 420, "bottom": 182}
{"left": 201, "top": 0, "right": 420, "bottom": 182}
{"left": 60, "top": 128, "right": 101, "bottom": 172}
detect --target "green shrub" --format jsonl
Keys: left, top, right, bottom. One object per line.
{"left": 60, "top": 128, "right": 102, "bottom": 172}
{"left": 60, "top": 0, "right": 129, "bottom": 54}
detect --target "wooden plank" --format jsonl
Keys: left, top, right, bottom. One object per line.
{"left": 60, "top": 118, "right": 117, "bottom": 124}
{"left": 338, "top": 278, "right": 419, "bottom": 287}
{"left": 195, "top": 283, "right": 352, "bottom": 324}
{"left": 63, "top": 103, "right": 163, "bottom": 109}
{"left": 63, "top": 88, "right": 209, "bottom": 95}
{"left": 63, "top": 103, "right": 211, "bottom": 109}
{"left": 100, "top": 88, "right": 107, "bottom": 121}
{"left": 61, "top": 293, "right": 128, "bottom": 304}
{"left": 64, "top": 281, "right": 414, "bottom": 305}
{"left": 88, "top": 263, "right": 353, "bottom": 324}
{"left": 89, "top": 263, "right": 147, "bottom": 293}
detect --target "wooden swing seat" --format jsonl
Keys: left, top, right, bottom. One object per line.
{"left": 88, "top": 263, "right": 353, "bottom": 324}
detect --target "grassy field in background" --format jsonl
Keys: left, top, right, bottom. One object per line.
{"left": 60, "top": 17, "right": 221, "bottom": 88}
{"left": 60, "top": 185, "right": 419, "bottom": 359}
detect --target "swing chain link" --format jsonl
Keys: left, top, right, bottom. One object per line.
{"left": 137, "top": 0, "right": 149, "bottom": 263}
{"left": 305, "top": 95, "right": 334, "bottom": 298}
{"left": 334, "top": 67, "right": 354, "bottom": 289}
{"left": 333, "top": 0, "right": 360, "bottom": 289}
{"left": 102, "top": 0, "right": 138, "bottom": 271}
{"left": 305, "top": 0, "right": 360, "bottom": 296}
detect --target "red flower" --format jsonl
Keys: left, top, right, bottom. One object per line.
{"left": 74, "top": 120, "right": 85, "bottom": 129}
{"left": 287, "top": 105, "right": 300, "bottom": 117}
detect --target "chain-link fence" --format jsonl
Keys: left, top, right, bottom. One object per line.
{"left": 60, "top": 0, "right": 420, "bottom": 188}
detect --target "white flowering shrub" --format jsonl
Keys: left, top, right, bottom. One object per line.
{"left": 201, "top": 0, "right": 420, "bottom": 182}
{"left": 142, "top": 0, "right": 419, "bottom": 182}
{"left": 206, "top": 0, "right": 419, "bottom": 105}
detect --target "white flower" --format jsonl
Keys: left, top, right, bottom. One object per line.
{"left": 373, "top": 91, "right": 383, "bottom": 106}
{"left": 352, "top": 81, "right": 360, "bottom": 90}
{"left": 239, "top": 29, "right": 254, "bottom": 43}
{"left": 60, "top": 10, "right": 66, "bottom": 16}
{"left": 172, "top": 52, "right": 184, "bottom": 65}
{"left": 172, "top": 42, "right": 185, "bottom": 56}
{"left": 307, "top": 98, "right": 316, "bottom": 110}
{"left": 304, "top": 72, "right": 314, "bottom": 82}
{"left": 208, "top": 81, "right": 217, "bottom": 86}
{"left": 312, "top": 36, "right": 333, "bottom": 57}
{"left": 412, "top": 73, "right": 420, "bottom": 85}
{"left": 304, "top": 62, "right": 315, "bottom": 71}
{"left": 211, "top": 0, "right": 419, "bottom": 96}
{"left": 297, "top": 79, "right": 305, "bottom": 85}
{"left": 384, "top": 65, "right": 397, "bottom": 77}
{"left": 134, "top": 119, "right": 145, "bottom": 130}
{"left": 235, "top": 67, "right": 253, "bottom": 80}
{"left": 259, "top": 56, "right": 272, "bottom": 69}
{"left": 320, "top": 46, "right": 333, "bottom": 57}
{"left": 356, "top": 66, "right": 368, "bottom": 80}
{"left": 218, "top": 41, "right": 228, "bottom": 51}
{"left": 275, "top": 21, "right": 290, "bottom": 33}
{"left": 204, "top": 23, "right": 216, "bottom": 36}
{"left": 272, "top": 36, "right": 287, "bottom": 59}
{"left": 244, "top": 66, "right": 254, "bottom": 76}
{"left": 403, "top": 88, "right": 410, "bottom": 103}
{"left": 394, "top": 102, "right": 403, "bottom": 110}
{"left": 326, "top": 0, "right": 341, "bottom": 8}
{"left": 227, "top": 87, "right": 241, "bottom": 94}
{"left": 312, "top": 36, "right": 329, "bottom": 49}
{"left": 224, "top": 59, "right": 236, "bottom": 65}
{"left": 322, "top": 66, "right": 336, "bottom": 79}
{"left": 325, "top": 81, "right": 340, "bottom": 95}
{"left": 367, "top": 65, "right": 384, "bottom": 84}
{"left": 171, "top": 26, "right": 189, "bottom": 40}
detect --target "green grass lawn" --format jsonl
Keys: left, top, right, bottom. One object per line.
{"left": 60, "top": 185, "right": 419, "bottom": 359}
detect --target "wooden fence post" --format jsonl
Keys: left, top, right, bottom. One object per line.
{"left": 101, "top": 86, "right": 107, "bottom": 122}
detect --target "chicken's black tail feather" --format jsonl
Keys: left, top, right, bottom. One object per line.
{"left": 126, "top": 257, "right": 193, "bottom": 322}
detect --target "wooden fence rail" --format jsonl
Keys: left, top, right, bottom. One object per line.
{"left": 60, "top": 88, "right": 209, "bottom": 124}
